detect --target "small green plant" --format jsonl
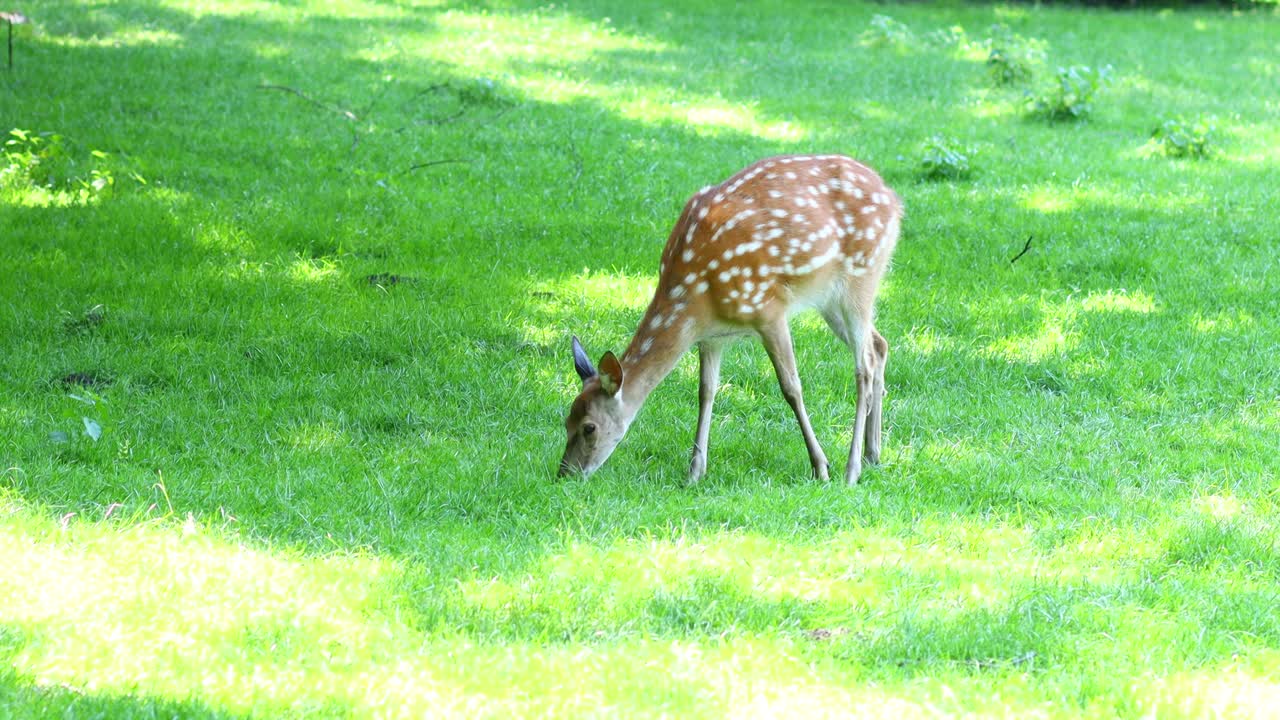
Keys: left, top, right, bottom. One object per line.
{"left": 920, "top": 135, "right": 973, "bottom": 180}
{"left": 984, "top": 25, "right": 1046, "bottom": 86}
{"left": 861, "top": 15, "right": 914, "bottom": 48}
{"left": 2, "top": 129, "right": 140, "bottom": 202}
{"left": 1028, "top": 65, "right": 1113, "bottom": 120}
{"left": 49, "top": 389, "right": 109, "bottom": 445}
{"left": 1148, "top": 115, "right": 1216, "bottom": 158}
{"left": 75, "top": 151, "right": 117, "bottom": 202}
{"left": 1, "top": 128, "right": 69, "bottom": 188}
{"left": 922, "top": 25, "right": 970, "bottom": 51}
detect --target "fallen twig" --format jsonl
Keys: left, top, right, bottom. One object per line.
{"left": 395, "top": 82, "right": 516, "bottom": 130}
{"left": 1010, "top": 235, "right": 1034, "bottom": 264}
{"left": 400, "top": 83, "right": 450, "bottom": 111}
{"left": 399, "top": 159, "right": 468, "bottom": 175}
{"left": 257, "top": 83, "right": 358, "bottom": 121}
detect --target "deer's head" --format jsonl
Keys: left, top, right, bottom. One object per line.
{"left": 558, "top": 336, "right": 632, "bottom": 477}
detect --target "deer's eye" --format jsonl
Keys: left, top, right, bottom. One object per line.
{"left": 583, "top": 423, "right": 597, "bottom": 437}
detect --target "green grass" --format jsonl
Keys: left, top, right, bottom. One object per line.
{"left": 3, "top": 0, "right": 1280, "bottom": 716}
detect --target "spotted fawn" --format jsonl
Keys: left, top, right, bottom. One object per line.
{"left": 560, "top": 154, "right": 903, "bottom": 485}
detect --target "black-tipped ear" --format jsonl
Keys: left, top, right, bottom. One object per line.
{"left": 572, "top": 335, "right": 596, "bottom": 381}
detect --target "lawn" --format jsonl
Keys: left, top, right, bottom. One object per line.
{"left": 3, "top": 0, "right": 1280, "bottom": 717}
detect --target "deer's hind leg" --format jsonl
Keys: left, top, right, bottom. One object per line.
{"left": 864, "top": 329, "right": 888, "bottom": 466}
{"left": 820, "top": 297, "right": 884, "bottom": 485}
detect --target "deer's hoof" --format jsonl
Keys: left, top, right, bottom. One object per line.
{"left": 687, "top": 454, "right": 707, "bottom": 485}
{"left": 813, "top": 459, "right": 831, "bottom": 482}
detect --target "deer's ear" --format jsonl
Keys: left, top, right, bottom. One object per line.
{"left": 572, "top": 336, "right": 596, "bottom": 381}
{"left": 598, "top": 351, "right": 623, "bottom": 396}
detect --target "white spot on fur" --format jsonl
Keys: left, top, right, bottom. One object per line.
{"left": 709, "top": 208, "right": 757, "bottom": 244}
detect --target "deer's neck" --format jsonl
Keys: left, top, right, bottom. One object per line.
{"left": 618, "top": 299, "right": 694, "bottom": 411}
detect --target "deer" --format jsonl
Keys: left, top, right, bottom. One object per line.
{"left": 559, "top": 154, "right": 902, "bottom": 485}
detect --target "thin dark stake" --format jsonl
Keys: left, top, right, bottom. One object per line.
{"left": 1010, "top": 235, "right": 1034, "bottom": 264}
{"left": 2, "top": 11, "right": 29, "bottom": 71}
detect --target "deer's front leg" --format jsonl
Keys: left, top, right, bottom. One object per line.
{"left": 758, "top": 320, "right": 829, "bottom": 481}
{"left": 688, "top": 341, "right": 725, "bottom": 483}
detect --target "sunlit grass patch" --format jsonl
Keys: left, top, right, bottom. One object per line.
{"left": 0, "top": 509, "right": 399, "bottom": 709}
